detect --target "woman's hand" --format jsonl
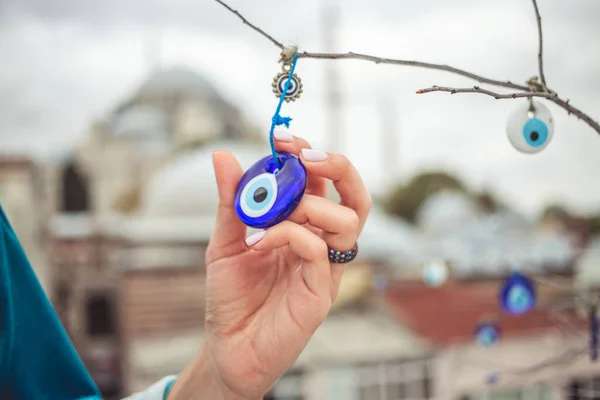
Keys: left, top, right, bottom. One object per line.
{"left": 168, "top": 135, "right": 371, "bottom": 400}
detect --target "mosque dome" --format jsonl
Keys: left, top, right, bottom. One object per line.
{"left": 416, "top": 190, "right": 480, "bottom": 235}
{"left": 359, "top": 206, "right": 421, "bottom": 262}
{"left": 111, "top": 105, "right": 168, "bottom": 138}
{"left": 135, "top": 67, "right": 217, "bottom": 100}
{"left": 488, "top": 207, "right": 532, "bottom": 231}
{"left": 141, "top": 141, "right": 271, "bottom": 217}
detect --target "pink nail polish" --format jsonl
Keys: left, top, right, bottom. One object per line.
{"left": 245, "top": 230, "right": 267, "bottom": 246}
{"left": 273, "top": 130, "right": 293, "bottom": 142}
{"left": 301, "top": 149, "right": 328, "bottom": 162}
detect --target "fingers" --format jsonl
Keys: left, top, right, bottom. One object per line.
{"left": 273, "top": 130, "right": 327, "bottom": 198}
{"left": 299, "top": 149, "right": 372, "bottom": 234}
{"left": 273, "top": 131, "right": 371, "bottom": 237}
{"left": 247, "top": 222, "right": 331, "bottom": 299}
{"left": 206, "top": 151, "right": 247, "bottom": 263}
{"left": 288, "top": 194, "right": 359, "bottom": 251}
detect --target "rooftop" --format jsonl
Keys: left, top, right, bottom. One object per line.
{"left": 383, "top": 279, "right": 587, "bottom": 348}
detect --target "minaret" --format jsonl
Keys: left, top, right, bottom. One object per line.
{"left": 321, "top": 0, "right": 341, "bottom": 152}
{"left": 379, "top": 93, "right": 399, "bottom": 191}
{"left": 145, "top": 28, "right": 163, "bottom": 73}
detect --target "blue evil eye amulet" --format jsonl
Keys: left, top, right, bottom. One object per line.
{"left": 234, "top": 152, "right": 307, "bottom": 229}
{"left": 486, "top": 373, "right": 499, "bottom": 385}
{"left": 475, "top": 321, "right": 500, "bottom": 347}
{"left": 499, "top": 271, "right": 536, "bottom": 315}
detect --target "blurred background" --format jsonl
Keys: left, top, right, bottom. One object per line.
{"left": 1, "top": 0, "right": 600, "bottom": 399}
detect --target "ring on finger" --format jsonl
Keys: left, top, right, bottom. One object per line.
{"left": 327, "top": 242, "right": 358, "bottom": 264}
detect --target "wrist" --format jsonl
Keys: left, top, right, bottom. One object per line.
{"left": 166, "top": 344, "right": 260, "bottom": 400}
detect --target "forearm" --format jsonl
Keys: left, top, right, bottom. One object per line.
{"left": 166, "top": 345, "right": 261, "bottom": 400}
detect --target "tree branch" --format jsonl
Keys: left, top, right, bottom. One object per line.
{"left": 298, "top": 51, "right": 528, "bottom": 91}
{"left": 213, "top": 0, "right": 600, "bottom": 136}
{"left": 416, "top": 85, "right": 600, "bottom": 133}
{"left": 416, "top": 85, "right": 547, "bottom": 99}
{"left": 531, "top": 0, "right": 547, "bottom": 86}
{"left": 213, "top": 0, "right": 284, "bottom": 49}
{"left": 212, "top": 0, "right": 526, "bottom": 91}
{"left": 512, "top": 345, "right": 586, "bottom": 375}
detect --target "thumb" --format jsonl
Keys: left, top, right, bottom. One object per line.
{"left": 207, "top": 151, "right": 247, "bottom": 262}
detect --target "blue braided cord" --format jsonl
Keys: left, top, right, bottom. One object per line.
{"left": 269, "top": 53, "right": 299, "bottom": 168}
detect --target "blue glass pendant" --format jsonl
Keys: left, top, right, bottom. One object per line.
{"left": 235, "top": 152, "right": 307, "bottom": 229}
{"left": 486, "top": 373, "right": 499, "bottom": 385}
{"left": 475, "top": 321, "right": 500, "bottom": 347}
{"left": 499, "top": 272, "right": 536, "bottom": 315}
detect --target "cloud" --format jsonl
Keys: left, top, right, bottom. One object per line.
{"left": 0, "top": 0, "right": 599, "bottom": 217}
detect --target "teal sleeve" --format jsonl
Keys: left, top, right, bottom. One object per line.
{"left": 163, "top": 378, "right": 176, "bottom": 399}
{"left": 0, "top": 203, "right": 101, "bottom": 399}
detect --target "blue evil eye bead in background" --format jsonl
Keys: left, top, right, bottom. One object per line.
{"left": 499, "top": 271, "right": 536, "bottom": 315}
{"left": 422, "top": 259, "right": 449, "bottom": 287}
{"left": 475, "top": 321, "right": 501, "bottom": 347}
{"left": 372, "top": 274, "right": 390, "bottom": 291}
{"left": 486, "top": 373, "right": 499, "bottom": 385}
{"left": 235, "top": 152, "right": 307, "bottom": 229}
{"left": 506, "top": 100, "right": 554, "bottom": 154}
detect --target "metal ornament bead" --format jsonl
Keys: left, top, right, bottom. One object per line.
{"left": 272, "top": 71, "right": 303, "bottom": 102}
{"left": 328, "top": 243, "right": 358, "bottom": 264}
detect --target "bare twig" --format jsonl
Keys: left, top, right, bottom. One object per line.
{"left": 531, "top": 275, "right": 573, "bottom": 292}
{"left": 416, "top": 85, "right": 546, "bottom": 99}
{"left": 476, "top": 344, "right": 587, "bottom": 389}
{"left": 513, "top": 344, "right": 587, "bottom": 375}
{"left": 548, "top": 310, "right": 587, "bottom": 339}
{"left": 416, "top": 85, "right": 600, "bottom": 133}
{"left": 213, "top": 0, "right": 600, "bottom": 136}
{"left": 213, "top": 0, "right": 283, "bottom": 49}
{"left": 531, "top": 0, "right": 547, "bottom": 86}
{"left": 211, "top": 0, "right": 526, "bottom": 91}
{"left": 298, "top": 52, "right": 528, "bottom": 91}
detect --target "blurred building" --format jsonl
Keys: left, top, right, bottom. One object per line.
{"left": 36, "top": 66, "right": 263, "bottom": 398}
{"left": 1, "top": 65, "right": 600, "bottom": 400}
{"left": 0, "top": 155, "right": 47, "bottom": 290}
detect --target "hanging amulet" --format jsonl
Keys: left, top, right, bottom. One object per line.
{"left": 272, "top": 69, "right": 303, "bottom": 102}
{"left": 273, "top": 46, "right": 303, "bottom": 102}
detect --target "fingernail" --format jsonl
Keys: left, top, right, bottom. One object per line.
{"left": 301, "top": 149, "right": 328, "bottom": 162}
{"left": 245, "top": 230, "right": 266, "bottom": 246}
{"left": 273, "top": 130, "right": 294, "bottom": 142}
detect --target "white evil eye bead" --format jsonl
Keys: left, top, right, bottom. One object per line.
{"left": 423, "top": 260, "right": 449, "bottom": 287}
{"left": 506, "top": 100, "right": 554, "bottom": 154}
{"left": 238, "top": 173, "right": 278, "bottom": 218}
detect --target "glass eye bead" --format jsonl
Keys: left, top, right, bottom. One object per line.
{"left": 475, "top": 321, "right": 501, "bottom": 347}
{"left": 499, "top": 272, "right": 536, "bottom": 315}
{"left": 234, "top": 152, "right": 307, "bottom": 229}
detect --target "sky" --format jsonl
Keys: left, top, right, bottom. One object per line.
{"left": 0, "top": 0, "right": 599, "bottom": 218}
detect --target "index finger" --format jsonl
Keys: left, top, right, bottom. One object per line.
{"left": 273, "top": 130, "right": 327, "bottom": 198}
